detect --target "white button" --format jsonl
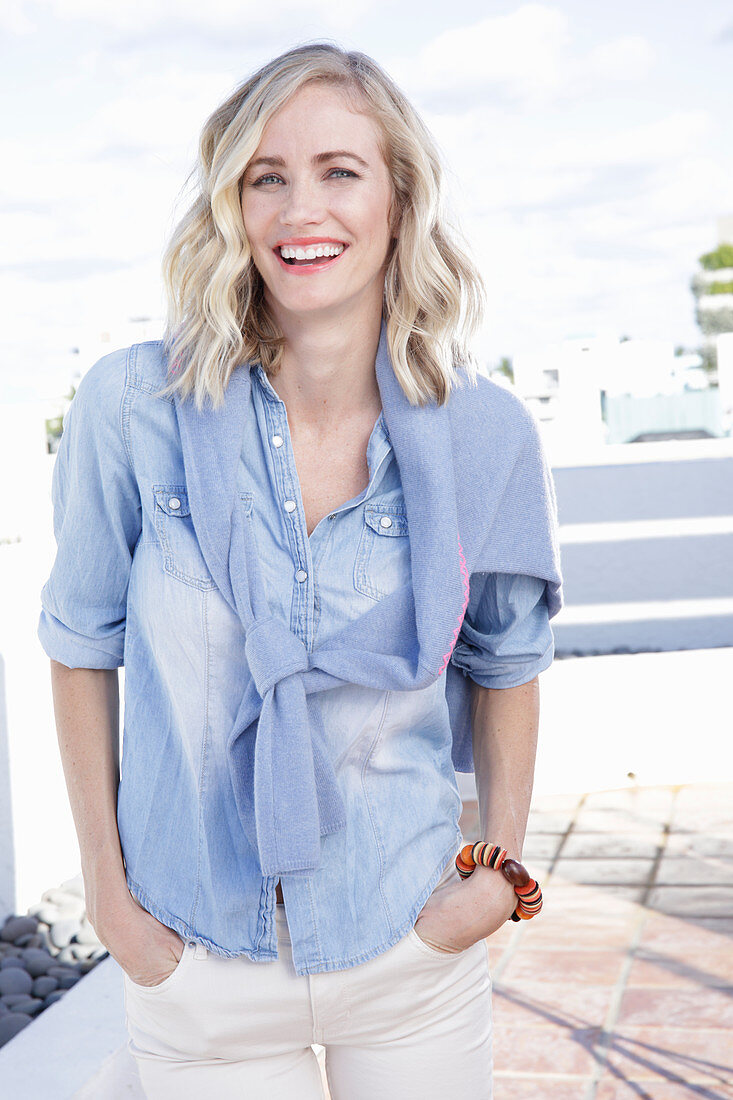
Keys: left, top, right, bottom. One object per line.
{"left": 379, "top": 515, "right": 392, "bottom": 528}
{"left": 168, "top": 497, "right": 181, "bottom": 510}
{"left": 272, "top": 434, "right": 284, "bottom": 448}
{"left": 284, "top": 500, "right": 296, "bottom": 513}
{"left": 295, "top": 569, "right": 308, "bottom": 582}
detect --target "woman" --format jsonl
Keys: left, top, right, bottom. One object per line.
{"left": 39, "top": 43, "right": 562, "bottom": 1099}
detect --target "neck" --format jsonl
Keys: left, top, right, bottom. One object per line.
{"left": 263, "top": 309, "right": 384, "bottom": 435}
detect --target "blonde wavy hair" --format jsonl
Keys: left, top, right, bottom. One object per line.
{"left": 158, "top": 42, "right": 486, "bottom": 410}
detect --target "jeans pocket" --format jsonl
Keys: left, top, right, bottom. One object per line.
{"left": 406, "top": 925, "right": 478, "bottom": 961}
{"left": 124, "top": 937, "right": 193, "bottom": 994}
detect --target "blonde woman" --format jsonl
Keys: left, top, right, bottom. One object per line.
{"left": 39, "top": 43, "right": 562, "bottom": 1099}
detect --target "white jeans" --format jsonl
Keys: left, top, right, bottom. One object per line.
{"left": 124, "top": 876, "right": 493, "bottom": 1099}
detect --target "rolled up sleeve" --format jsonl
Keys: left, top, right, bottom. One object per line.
{"left": 38, "top": 349, "right": 141, "bottom": 669}
{"left": 450, "top": 572, "right": 554, "bottom": 689}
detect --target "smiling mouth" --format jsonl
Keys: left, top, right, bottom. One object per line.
{"left": 277, "top": 243, "right": 347, "bottom": 266}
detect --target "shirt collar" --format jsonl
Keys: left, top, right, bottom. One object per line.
{"left": 251, "top": 363, "right": 392, "bottom": 474}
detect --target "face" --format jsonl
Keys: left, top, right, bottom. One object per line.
{"left": 240, "top": 82, "right": 397, "bottom": 326}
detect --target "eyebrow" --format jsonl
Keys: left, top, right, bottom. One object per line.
{"left": 247, "top": 150, "right": 370, "bottom": 172}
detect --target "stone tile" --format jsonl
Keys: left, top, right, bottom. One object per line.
{"left": 638, "top": 913, "right": 733, "bottom": 953}
{"left": 492, "top": 980, "right": 616, "bottom": 1030}
{"left": 583, "top": 788, "right": 675, "bottom": 814}
{"left": 572, "top": 809, "right": 668, "bottom": 834}
{"left": 551, "top": 859, "right": 655, "bottom": 886}
{"left": 617, "top": 986, "right": 733, "bottom": 1029}
{"left": 501, "top": 948, "right": 627, "bottom": 986}
{"left": 544, "top": 883, "right": 646, "bottom": 913}
{"left": 562, "top": 834, "right": 662, "bottom": 860}
{"left": 526, "top": 813, "right": 576, "bottom": 835}
{"left": 627, "top": 948, "right": 733, "bottom": 988}
{"left": 666, "top": 834, "right": 733, "bottom": 860}
{"left": 655, "top": 856, "right": 733, "bottom": 886}
{"left": 603, "top": 1026, "right": 733, "bottom": 1085}
{"left": 519, "top": 915, "right": 638, "bottom": 951}
{"left": 646, "top": 885, "right": 733, "bottom": 918}
{"left": 494, "top": 1080, "right": 594, "bottom": 1100}
{"left": 522, "top": 834, "right": 565, "bottom": 861}
{"left": 531, "top": 792, "right": 586, "bottom": 814}
{"left": 595, "top": 1076, "right": 733, "bottom": 1099}
{"left": 493, "top": 1024, "right": 602, "bottom": 1076}
{"left": 669, "top": 788, "right": 733, "bottom": 834}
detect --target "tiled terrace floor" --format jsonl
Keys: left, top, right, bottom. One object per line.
{"left": 457, "top": 783, "right": 733, "bottom": 1099}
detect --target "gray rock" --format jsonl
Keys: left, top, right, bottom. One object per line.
{"left": 42, "top": 991, "right": 66, "bottom": 1007}
{"left": 32, "top": 975, "right": 59, "bottom": 998}
{"left": 2, "top": 994, "right": 32, "bottom": 1009}
{"left": 50, "top": 919, "right": 81, "bottom": 950}
{"left": 46, "top": 964, "right": 80, "bottom": 980}
{"left": 27, "top": 902, "right": 60, "bottom": 925}
{"left": 74, "top": 918, "right": 101, "bottom": 946}
{"left": 79, "top": 958, "right": 101, "bottom": 974}
{"left": 7, "top": 997, "right": 43, "bottom": 1018}
{"left": 0, "top": 957, "right": 26, "bottom": 970}
{"left": 57, "top": 973, "right": 80, "bottom": 990}
{"left": 22, "top": 950, "right": 54, "bottom": 978}
{"left": 0, "top": 916, "right": 38, "bottom": 943}
{"left": 59, "top": 875, "right": 86, "bottom": 899}
{"left": 69, "top": 943, "right": 98, "bottom": 961}
{"left": 0, "top": 945, "right": 21, "bottom": 958}
{"left": 0, "top": 969, "right": 33, "bottom": 996}
{"left": 0, "top": 1013, "right": 32, "bottom": 1047}
{"left": 23, "top": 934, "right": 45, "bottom": 950}
{"left": 0, "top": 1002, "right": 8, "bottom": 1016}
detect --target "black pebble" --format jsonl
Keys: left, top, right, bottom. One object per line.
{"left": 0, "top": 969, "right": 33, "bottom": 996}
{"left": 0, "top": 957, "right": 26, "bottom": 970}
{"left": 42, "top": 991, "right": 66, "bottom": 1007}
{"left": 0, "top": 917, "right": 39, "bottom": 943}
{"left": 23, "top": 950, "right": 54, "bottom": 978}
{"left": 56, "top": 974, "right": 80, "bottom": 990}
{"left": 0, "top": 1013, "right": 32, "bottom": 1047}
{"left": 32, "top": 976, "right": 58, "bottom": 998}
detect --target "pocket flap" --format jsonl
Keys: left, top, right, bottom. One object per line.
{"left": 154, "top": 487, "right": 191, "bottom": 517}
{"left": 364, "top": 505, "right": 408, "bottom": 536}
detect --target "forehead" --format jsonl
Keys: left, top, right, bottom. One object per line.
{"left": 254, "top": 83, "right": 386, "bottom": 159}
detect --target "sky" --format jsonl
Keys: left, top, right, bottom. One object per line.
{"left": 2, "top": 0, "right": 732, "bottom": 402}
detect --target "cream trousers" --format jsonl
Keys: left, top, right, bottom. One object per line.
{"left": 124, "top": 879, "right": 493, "bottom": 1099}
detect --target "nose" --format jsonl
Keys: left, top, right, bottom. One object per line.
{"left": 280, "top": 175, "right": 327, "bottom": 229}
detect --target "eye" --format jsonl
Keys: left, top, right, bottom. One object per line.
{"left": 251, "top": 173, "right": 283, "bottom": 187}
{"left": 328, "top": 168, "right": 358, "bottom": 179}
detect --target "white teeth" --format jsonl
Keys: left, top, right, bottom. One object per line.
{"left": 279, "top": 243, "right": 345, "bottom": 260}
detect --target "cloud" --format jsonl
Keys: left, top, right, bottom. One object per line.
{"left": 6, "top": 0, "right": 379, "bottom": 36}
{"left": 390, "top": 5, "right": 572, "bottom": 110}
{"left": 0, "top": 257, "right": 136, "bottom": 281}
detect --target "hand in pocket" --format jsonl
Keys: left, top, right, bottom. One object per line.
{"left": 93, "top": 889, "right": 187, "bottom": 988}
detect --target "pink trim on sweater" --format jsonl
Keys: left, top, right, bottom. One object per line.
{"left": 437, "top": 532, "right": 470, "bottom": 675}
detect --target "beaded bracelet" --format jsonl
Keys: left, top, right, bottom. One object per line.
{"left": 455, "top": 843, "right": 543, "bottom": 922}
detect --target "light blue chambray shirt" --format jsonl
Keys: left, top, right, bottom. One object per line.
{"left": 38, "top": 345, "right": 554, "bottom": 976}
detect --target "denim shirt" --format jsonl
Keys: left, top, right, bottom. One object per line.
{"left": 38, "top": 345, "right": 554, "bottom": 976}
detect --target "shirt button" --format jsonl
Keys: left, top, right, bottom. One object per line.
{"left": 168, "top": 497, "right": 181, "bottom": 510}
{"left": 379, "top": 515, "right": 392, "bottom": 528}
{"left": 295, "top": 568, "right": 308, "bottom": 582}
{"left": 284, "top": 499, "right": 297, "bottom": 513}
{"left": 272, "top": 434, "right": 284, "bottom": 448}
{"left": 187, "top": 941, "right": 196, "bottom": 949}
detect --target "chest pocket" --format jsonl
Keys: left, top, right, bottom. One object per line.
{"left": 354, "top": 503, "right": 411, "bottom": 602}
{"left": 153, "top": 485, "right": 216, "bottom": 590}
